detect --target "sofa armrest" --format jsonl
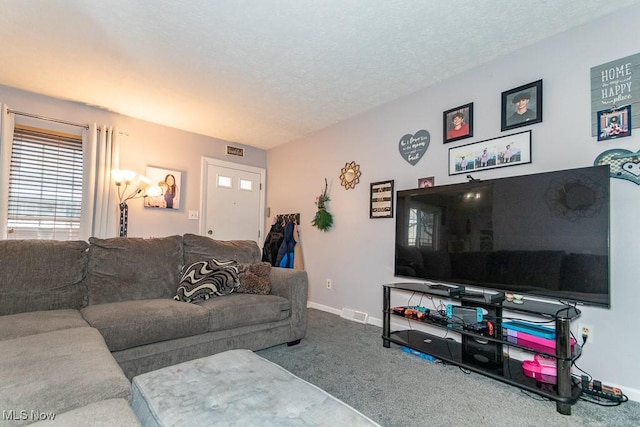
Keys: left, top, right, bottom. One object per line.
{"left": 269, "top": 268, "right": 308, "bottom": 341}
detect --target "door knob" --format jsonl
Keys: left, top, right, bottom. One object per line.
{"left": 208, "top": 230, "right": 213, "bottom": 235}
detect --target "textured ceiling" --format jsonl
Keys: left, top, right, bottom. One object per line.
{"left": 0, "top": 0, "right": 639, "bottom": 149}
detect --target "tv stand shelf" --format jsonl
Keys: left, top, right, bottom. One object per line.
{"left": 382, "top": 282, "right": 582, "bottom": 415}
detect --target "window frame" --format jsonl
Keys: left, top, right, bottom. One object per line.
{"left": 6, "top": 125, "right": 84, "bottom": 240}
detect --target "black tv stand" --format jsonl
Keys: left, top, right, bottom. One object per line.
{"left": 382, "top": 282, "right": 582, "bottom": 415}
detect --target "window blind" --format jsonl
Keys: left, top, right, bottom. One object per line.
{"left": 7, "top": 126, "right": 83, "bottom": 240}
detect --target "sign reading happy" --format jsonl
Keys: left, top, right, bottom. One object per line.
{"left": 399, "top": 130, "right": 430, "bottom": 166}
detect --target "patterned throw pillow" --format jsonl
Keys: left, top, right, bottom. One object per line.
{"left": 174, "top": 259, "right": 240, "bottom": 303}
{"left": 237, "top": 262, "right": 272, "bottom": 295}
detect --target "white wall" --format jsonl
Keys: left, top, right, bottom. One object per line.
{"left": 266, "top": 5, "right": 640, "bottom": 400}
{"left": 0, "top": 84, "right": 267, "bottom": 238}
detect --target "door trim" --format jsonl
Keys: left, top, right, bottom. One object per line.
{"left": 200, "top": 157, "right": 266, "bottom": 243}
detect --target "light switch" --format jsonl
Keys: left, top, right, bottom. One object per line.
{"left": 188, "top": 210, "right": 199, "bottom": 220}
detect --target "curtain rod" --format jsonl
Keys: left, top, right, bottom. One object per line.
{"left": 8, "top": 109, "right": 89, "bottom": 129}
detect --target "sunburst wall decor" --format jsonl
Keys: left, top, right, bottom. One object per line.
{"left": 339, "top": 161, "right": 361, "bottom": 190}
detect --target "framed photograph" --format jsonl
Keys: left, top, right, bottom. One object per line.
{"left": 597, "top": 105, "right": 632, "bottom": 141}
{"left": 443, "top": 103, "right": 473, "bottom": 143}
{"left": 370, "top": 180, "right": 394, "bottom": 218}
{"left": 418, "top": 176, "right": 435, "bottom": 188}
{"left": 501, "top": 80, "right": 543, "bottom": 131}
{"left": 448, "top": 130, "right": 532, "bottom": 176}
{"left": 144, "top": 166, "right": 182, "bottom": 210}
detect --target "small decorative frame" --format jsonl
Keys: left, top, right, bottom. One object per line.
{"left": 225, "top": 145, "right": 244, "bottom": 157}
{"left": 448, "top": 130, "right": 532, "bottom": 175}
{"left": 418, "top": 176, "right": 435, "bottom": 188}
{"left": 370, "top": 180, "right": 394, "bottom": 218}
{"left": 597, "top": 105, "right": 632, "bottom": 141}
{"left": 443, "top": 103, "right": 474, "bottom": 143}
{"left": 501, "top": 79, "right": 543, "bottom": 131}
{"left": 144, "top": 166, "right": 182, "bottom": 210}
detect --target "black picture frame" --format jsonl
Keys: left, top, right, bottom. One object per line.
{"left": 370, "top": 180, "right": 394, "bottom": 218}
{"left": 443, "top": 103, "right": 474, "bottom": 143}
{"left": 597, "top": 105, "right": 632, "bottom": 141}
{"left": 501, "top": 80, "right": 543, "bottom": 131}
{"left": 448, "top": 130, "right": 532, "bottom": 176}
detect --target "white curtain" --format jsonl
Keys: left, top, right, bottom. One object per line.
{"left": 81, "top": 124, "right": 120, "bottom": 239}
{"left": 0, "top": 104, "right": 15, "bottom": 239}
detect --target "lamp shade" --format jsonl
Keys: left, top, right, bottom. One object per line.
{"left": 111, "top": 169, "right": 137, "bottom": 184}
{"left": 137, "top": 175, "right": 152, "bottom": 191}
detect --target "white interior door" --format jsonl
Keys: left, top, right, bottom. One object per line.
{"left": 201, "top": 158, "right": 265, "bottom": 243}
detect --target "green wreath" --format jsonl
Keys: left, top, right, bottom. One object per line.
{"left": 312, "top": 179, "right": 333, "bottom": 231}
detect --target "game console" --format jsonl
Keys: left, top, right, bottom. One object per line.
{"left": 426, "top": 284, "right": 465, "bottom": 297}
{"left": 461, "top": 291, "right": 506, "bottom": 304}
{"left": 445, "top": 304, "right": 483, "bottom": 324}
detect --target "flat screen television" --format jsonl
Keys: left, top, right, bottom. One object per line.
{"left": 395, "top": 166, "right": 610, "bottom": 307}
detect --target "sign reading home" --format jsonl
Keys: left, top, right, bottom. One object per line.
{"left": 591, "top": 53, "right": 640, "bottom": 136}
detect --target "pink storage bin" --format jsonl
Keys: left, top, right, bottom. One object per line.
{"left": 507, "top": 329, "right": 575, "bottom": 350}
{"left": 521, "top": 354, "right": 573, "bottom": 385}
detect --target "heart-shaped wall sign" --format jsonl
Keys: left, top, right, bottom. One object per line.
{"left": 399, "top": 130, "right": 430, "bottom": 166}
{"left": 594, "top": 148, "right": 640, "bottom": 185}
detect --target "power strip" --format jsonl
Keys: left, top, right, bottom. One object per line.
{"left": 581, "top": 376, "right": 623, "bottom": 402}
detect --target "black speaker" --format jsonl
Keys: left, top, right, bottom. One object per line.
{"left": 462, "top": 336, "right": 503, "bottom": 371}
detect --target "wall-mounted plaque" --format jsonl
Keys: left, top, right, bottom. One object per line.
{"left": 370, "top": 180, "right": 394, "bottom": 218}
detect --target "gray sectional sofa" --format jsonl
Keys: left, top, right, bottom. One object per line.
{"left": 0, "top": 234, "right": 308, "bottom": 426}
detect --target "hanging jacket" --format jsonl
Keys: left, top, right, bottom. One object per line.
{"left": 275, "top": 221, "right": 295, "bottom": 268}
{"left": 262, "top": 221, "right": 284, "bottom": 266}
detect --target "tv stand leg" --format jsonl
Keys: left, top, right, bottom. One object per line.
{"left": 556, "top": 317, "right": 573, "bottom": 415}
{"left": 383, "top": 286, "right": 391, "bottom": 348}
{"left": 556, "top": 402, "right": 571, "bottom": 415}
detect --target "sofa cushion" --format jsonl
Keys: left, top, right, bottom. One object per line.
{"left": 237, "top": 262, "right": 272, "bottom": 294}
{"left": 0, "top": 309, "right": 89, "bottom": 341}
{"left": 174, "top": 259, "right": 240, "bottom": 302}
{"left": 182, "top": 233, "right": 261, "bottom": 265}
{"left": 0, "top": 327, "right": 130, "bottom": 426}
{"left": 197, "top": 293, "right": 290, "bottom": 332}
{"left": 0, "top": 239, "right": 89, "bottom": 315}
{"left": 85, "top": 235, "right": 183, "bottom": 305}
{"left": 81, "top": 299, "right": 210, "bottom": 352}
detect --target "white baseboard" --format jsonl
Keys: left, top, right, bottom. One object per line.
{"left": 307, "top": 302, "right": 341, "bottom": 316}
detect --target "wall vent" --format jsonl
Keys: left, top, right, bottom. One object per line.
{"left": 341, "top": 308, "right": 368, "bottom": 324}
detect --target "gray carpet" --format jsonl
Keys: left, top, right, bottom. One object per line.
{"left": 257, "top": 309, "right": 639, "bottom": 427}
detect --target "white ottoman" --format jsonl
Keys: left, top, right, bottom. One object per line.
{"left": 131, "top": 349, "right": 380, "bottom": 426}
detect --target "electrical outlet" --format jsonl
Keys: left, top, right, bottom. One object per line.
{"left": 326, "top": 279, "right": 332, "bottom": 290}
{"left": 579, "top": 323, "right": 594, "bottom": 344}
